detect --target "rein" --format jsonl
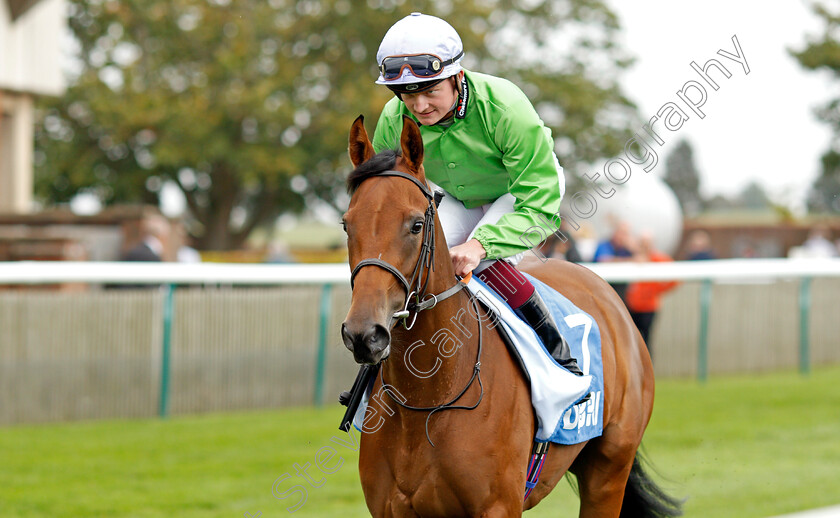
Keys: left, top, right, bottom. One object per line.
{"left": 349, "top": 169, "right": 483, "bottom": 446}
{"left": 380, "top": 291, "right": 484, "bottom": 447}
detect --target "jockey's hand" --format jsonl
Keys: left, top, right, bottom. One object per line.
{"left": 450, "top": 239, "right": 487, "bottom": 277}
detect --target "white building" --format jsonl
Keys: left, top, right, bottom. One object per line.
{"left": 0, "top": 0, "right": 65, "bottom": 213}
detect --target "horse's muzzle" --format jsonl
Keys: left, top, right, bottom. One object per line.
{"left": 341, "top": 321, "right": 391, "bottom": 365}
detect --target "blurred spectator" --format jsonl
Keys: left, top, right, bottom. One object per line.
{"left": 174, "top": 223, "right": 202, "bottom": 263}
{"left": 626, "top": 232, "right": 679, "bottom": 355}
{"left": 177, "top": 243, "right": 202, "bottom": 263}
{"left": 108, "top": 214, "right": 169, "bottom": 290}
{"left": 539, "top": 226, "right": 583, "bottom": 263}
{"left": 800, "top": 225, "right": 837, "bottom": 258}
{"left": 685, "top": 230, "right": 716, "bottom": 260}
{"left": 122, "top": 215, "right": 168, "bottom": 262}
{"left": 593, "top": 221, "right": 635, "bottom": 302}
{"left": 737, "top": 239, "right": 758, "bottom": 258}
{"left": 266, "top": 241, "right": 295, "bottom": 263}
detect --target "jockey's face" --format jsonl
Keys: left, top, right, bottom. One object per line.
{"left": 400, "top": 76, "right": 459, "bottom": 126}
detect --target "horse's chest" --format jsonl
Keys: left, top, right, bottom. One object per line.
{"left": 380, "top": 445, "right": 498, "bottom": 516}
{"left": 358, "top": 373, "right": 533, "bottom": 515}
{"left": 388, "top": 464, "right": 468, "bottom": 516}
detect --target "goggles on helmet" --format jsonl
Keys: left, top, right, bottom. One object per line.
{"left": 379, "top": 51, "right": 464, "bottom": 81}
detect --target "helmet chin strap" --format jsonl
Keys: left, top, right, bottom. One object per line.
{"left": 431, "top": 75, "right": 464, "bottom": 126}
{"left": 432, "top": 106, "right": 457, "bottom": 126}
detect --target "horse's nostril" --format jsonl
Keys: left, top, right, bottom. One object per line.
{"left": 341, "top": 322, "right": 355, "bottom": 350}
{"left": 342, "top": 320, "right": 391, "bottom": 364}
{"left": 366, "top": 324, "right": 390, "bottom": 350}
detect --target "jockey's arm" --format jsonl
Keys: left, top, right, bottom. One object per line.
{"left": 470, "top": 103, "right": 564, "bottom": 260}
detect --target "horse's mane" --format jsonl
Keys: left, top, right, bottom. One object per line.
{"left": 346, "top": 149, "right": 400, "bottom": 194}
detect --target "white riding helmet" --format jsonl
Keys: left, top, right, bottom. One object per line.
{"left": 375, "top": 13, "right": 464, "bottom": 92}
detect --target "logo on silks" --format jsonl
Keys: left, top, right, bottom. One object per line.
{"left": 455, "top": 76, "right": 469, "bottom": 119}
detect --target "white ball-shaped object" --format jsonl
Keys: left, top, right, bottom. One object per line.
{"left": 566, "top": 173, "right": 683, "bottom": 257}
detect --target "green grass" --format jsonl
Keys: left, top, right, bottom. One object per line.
{"left": 1, "top": 366, "right": 839, "bottom": 517}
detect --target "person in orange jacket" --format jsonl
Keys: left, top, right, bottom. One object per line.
{"left": 626, "top": 232, "right": 679, "bottom": 356}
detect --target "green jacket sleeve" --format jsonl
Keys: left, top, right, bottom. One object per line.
{"left": 471, "top": 100, "right": 564, "bottom": 259}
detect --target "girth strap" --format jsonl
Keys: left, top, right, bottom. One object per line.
{"left": 524, "top": 441, "right": 550, "bottom": 500}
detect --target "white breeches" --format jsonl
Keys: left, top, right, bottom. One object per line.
{"left": 432, "top": 184, "right": 524, "bottom": 271}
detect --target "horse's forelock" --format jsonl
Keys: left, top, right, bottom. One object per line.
{"left": 346, "top": 149, "right": 401, "bottom": 194}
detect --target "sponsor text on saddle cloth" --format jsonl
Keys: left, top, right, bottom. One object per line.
{"left": 353, "top": 273, "right": 604, "bottom": 445}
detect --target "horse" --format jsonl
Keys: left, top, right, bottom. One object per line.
{"left": 340, "top": 114, "right": 683, "bottom": 517}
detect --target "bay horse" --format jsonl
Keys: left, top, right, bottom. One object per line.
{"left": 341, "top": 115, "right": 682, "bottom": 517}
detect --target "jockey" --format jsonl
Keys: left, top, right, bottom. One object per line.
{"left": 371, "top": 13, "right": 584, "bottom": 377}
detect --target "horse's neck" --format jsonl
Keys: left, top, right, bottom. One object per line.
{"left": 386, "top": 291, "right": 480, "bottom": 403}
{"left": 383, "top": 222, "right": 482, "bottom": 403}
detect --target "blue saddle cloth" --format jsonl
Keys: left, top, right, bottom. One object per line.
{"left": 521, "top": 273, "right": 604, "bottom": 444}
{"left": 463, "top": 273, "right": 604, "bottom": 444}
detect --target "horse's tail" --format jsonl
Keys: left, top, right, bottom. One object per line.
{"left": 619, "top": 451, "right": 685, "bottom": 518}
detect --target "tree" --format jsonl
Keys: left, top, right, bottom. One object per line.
{"left": 737, "top": 181, "right": 771, "bottom": 210}
{"left": 806, "top": 146, "right": 840, "bottom": 213}
{"left": 35, "top": 0, "right": 639, "bottom": 249}
{"left": 790, "top": 2, "right": 840, "bottom": 214}
{"left": 663, "top": 139, "right": 703, "bottom": 216}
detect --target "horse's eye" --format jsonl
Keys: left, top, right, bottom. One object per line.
{"left": 411, "top": 221, "right": 423, "bottom": 234}
{"left": 340, "top": 220, "right": 347, "bottom": 232}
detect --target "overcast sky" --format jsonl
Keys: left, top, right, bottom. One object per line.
{"left": 606, "top": 0, "right": 835, "bottom": 212}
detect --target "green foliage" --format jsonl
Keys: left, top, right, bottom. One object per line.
{"left": 809, "top": 149, "right": 840, "bottom": 212}
{"left": 663, "top": 139, "right": 703, "bottom": 216}
{"left": 790, "top": 2, "right": 840, "bottom": 213}
{"left": 35, "top": 0, "right": 638, "bottom": 249}
{"left": 1, "top": 367, "right": 839, "bottom": 517}
{"left": 737, "top": 180, "right": 771, "bottom": 210}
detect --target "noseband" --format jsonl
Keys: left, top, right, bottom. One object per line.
{"left": 349, "top": 170, "right": 464, "bottom": 329}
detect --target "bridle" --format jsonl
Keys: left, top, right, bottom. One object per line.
{"left": 347, "top": 169, "right": 484, "bottom": 446}
{"left": 349, "top": 170, "right": 465, "bottom": 330}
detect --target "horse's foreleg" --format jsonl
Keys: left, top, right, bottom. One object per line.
{"left": 572, "top": 436, "right": 637, "bottom": 518}
{"left": 522, "top": 442, "right": 587, "bottom": 510}
{"left": 479, "top": 500, "right": 524, "bottom": 518}
{"left": 373, "top": 491, "right": 420, "bottom": 518}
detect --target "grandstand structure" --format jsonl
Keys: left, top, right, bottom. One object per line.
{"left": 0, "top": 0, "right": 65, "bottom": 213}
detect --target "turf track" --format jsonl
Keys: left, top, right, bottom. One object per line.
{"left": 1, "top": 366, "right": 838, "bottom": 517}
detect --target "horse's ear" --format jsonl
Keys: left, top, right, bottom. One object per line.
{"left": 400, "top": 115, "right": 424, "bottom": 174}
{"left": 349, "top": 115, "right": 374, "bottom": 168}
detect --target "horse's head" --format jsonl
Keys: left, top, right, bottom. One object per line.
{"left": 340, "top": 115, "right": 442, "bottom": 365}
